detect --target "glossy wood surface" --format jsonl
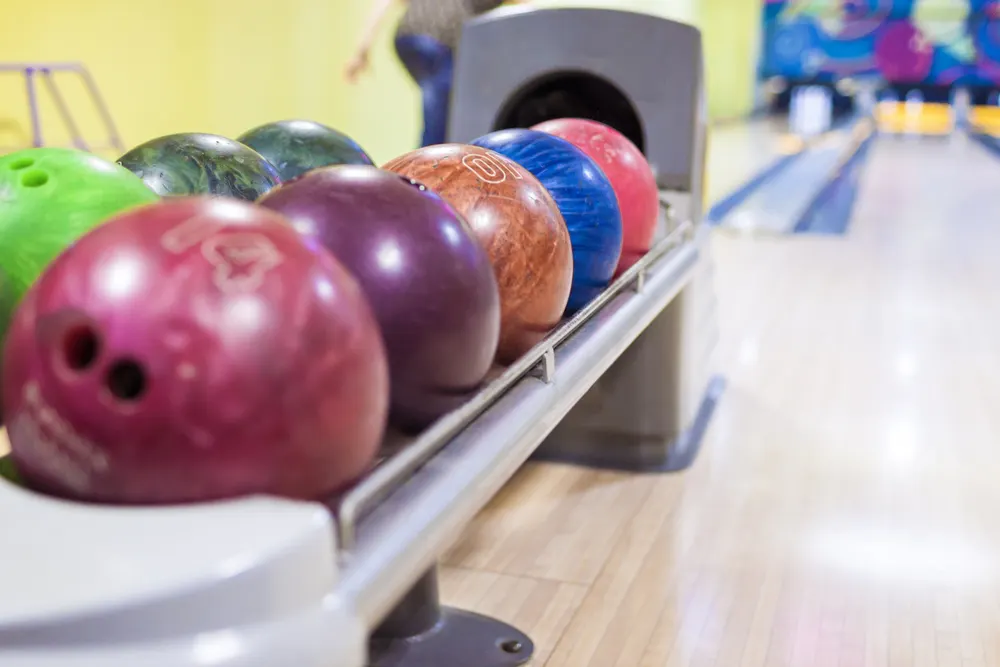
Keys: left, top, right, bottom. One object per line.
{"left": 442, "top": 133, "right": 1000, "bottom": 665}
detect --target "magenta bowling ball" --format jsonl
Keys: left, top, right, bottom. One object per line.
{"left": 3, "top": 197, "right": 389, "bottom": 504}
{"left": 258, "top": 165, "right": 500, "bottom": 432}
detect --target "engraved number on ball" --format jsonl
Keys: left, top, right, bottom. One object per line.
{"left": 201, "top": 233, "right": 285, "bottom": 294}
{"left": 462, "top": 153, "right": 523, "bottom": 184}
{"left": 161, "top": 215, "right": 223, "bottom": 254}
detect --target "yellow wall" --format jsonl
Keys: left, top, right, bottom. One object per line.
{"left": 343, "top": 2, "right": 421, "bottom": 164}
{"left": 0, "top": 0, "right": 760, "bottom": 165}
{"left": 0, "top": 0, "right": 366, "bottom": 159}
{"left": 701, "top": 0, "right": 761, "bottom": 120}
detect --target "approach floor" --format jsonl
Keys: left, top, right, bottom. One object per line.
{"left": 705, "top": 116, "right": 794, "bottom": 205}
{"left": 444, "top": 131, "right": 1000, "bottom": 666}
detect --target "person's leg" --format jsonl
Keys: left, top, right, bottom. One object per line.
{"left": 420, "top": 46, "right": 454, "bottom": 146}
{"left": 394, "top": 34, "right": 454, "bottom": 147}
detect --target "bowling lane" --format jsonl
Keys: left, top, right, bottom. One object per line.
{"left": 705, "top": 116, "right": 795, "bottom": 204}
{"left": 445, "top": 135, "right": 1000, "bottom": 664}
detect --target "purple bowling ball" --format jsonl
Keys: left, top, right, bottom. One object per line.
{"left": 258, "top": 165, "right": 501, "bottom": 432}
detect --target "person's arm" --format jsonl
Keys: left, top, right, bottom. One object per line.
{"left": 345, "top": 0, "right": 400, "bottom": 83}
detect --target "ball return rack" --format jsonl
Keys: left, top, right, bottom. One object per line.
{"left": 0, "top": 8, "right": 719, "bottom": 666}
{"left": 0, "top": 206, "right": 720, "bottom": 667}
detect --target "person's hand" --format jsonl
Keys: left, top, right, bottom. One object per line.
{"left": 345, "top": 50, "right": 370, "bottom": 84}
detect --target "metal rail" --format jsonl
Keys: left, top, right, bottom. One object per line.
{"left": 335, "top": 219, "right": 700, "bottom": 627}
{"left": 336, "top": 212, "right": 692, "bottom": 552}
{"left": 0, "top": 62, "right": 124, "bottom": 154}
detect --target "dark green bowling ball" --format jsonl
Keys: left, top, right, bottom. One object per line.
{"left": 0, "top": 455, "right": 22, "bottom": 486}
{"left": 117, "top": 133, "right": 281, "bottom": 201}
{"left": 237, "top": 120, "right": 374, "bottom": 182}
{"left": 0, "top": 264, "right": 16, "bottom": 350}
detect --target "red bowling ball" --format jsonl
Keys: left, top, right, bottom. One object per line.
{"left": 533, "top": 118, "right": 659, "bottom": 276}
{"left": 258, "top": 166, "right": 501, "bottom": 432}
{"left": 3, "top": 197, "right": 389, "bottom": 504}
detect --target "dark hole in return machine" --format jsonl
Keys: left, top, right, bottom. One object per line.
{"left": 491, "top": 71, "right": 646, "bottom": 154}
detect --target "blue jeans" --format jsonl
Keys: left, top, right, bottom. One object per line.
{"left": 394, "top": 34, "right": 454, "bottom": 147}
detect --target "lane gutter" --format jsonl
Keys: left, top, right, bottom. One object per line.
{"left": 969, "top": 125, "right": 1000, "bottom": 158}
{"left": 705, "top": 116, "right": 857, "bottom": 227}
{"left": 791, "top": 117, "right": 877, "bottom": 235}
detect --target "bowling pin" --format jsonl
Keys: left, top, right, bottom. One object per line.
{"left": 802, "top": 86, "right": 832, "bottom": 137}
{"left": 816, "top": 86, "right": 833, "bottom": 134}
{"left": 792, "top": 86, "right": 819, "bottom": 138}
{"left": 790, "top": 86, "right": 805, "bottom": 136}
{"left": 857, "top": 84, "right": 877, "bottom": 117}
{"left": 951, "top": 88, "right": 970, "bottom": 130}
{"left": 804, "top": 87, "right": 817, "bottom": 136}
{"left": 800, "top": 86, "right": 815, "bottom": 136}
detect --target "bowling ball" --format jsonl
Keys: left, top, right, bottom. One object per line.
{"left": 0, "top": 263, "right": 16, "bottom": 363}
{"left": 0, "top": 455, "right": 22, "bottom": 486}
{"left": 117, "top": 133, "right": 281, "bottom": 201}
{"left": 4, "top": 197, "right": 389, "bottom": 504}
{"left": 0, "top": 147, "right": 159, "bottom": 405}
{"left": 238, "top": 120, "right": 374, "bottom": 181}
{"left": 470, "top": 129, "right": 623, "bottom": 313}
{"left": 259, "top": 166, "right": 500, "bottom": 432}
{"left": 533, "top": 118, "right": 659, "bottom": 276}
{"left": 383, "top": 144, "right": 572, "bottom": 364}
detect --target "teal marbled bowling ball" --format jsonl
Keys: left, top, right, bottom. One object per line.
{"left": 117, "top": 133, "right": 281, "bottom": 201}
{"left": 238, "top": 120, "right": 374, "bottom": 182}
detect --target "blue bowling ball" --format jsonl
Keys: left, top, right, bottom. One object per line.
{"left": 470, "top": 129, "right": 623, "bottom": 313}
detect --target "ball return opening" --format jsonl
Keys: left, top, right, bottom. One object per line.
{"left": 493, "top": 71, "right": 646, "bottom": 155}
{"left": 0, "top": 9, "right": 721, "bottom": 667}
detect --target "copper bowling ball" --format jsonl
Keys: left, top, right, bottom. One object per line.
{"left": 384, "top": 144, "right": 573, "bottom": 364}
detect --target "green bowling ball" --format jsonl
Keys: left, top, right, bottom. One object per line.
{"left": 238, "top": 120, "right": 374, "bottom": 182}
{"left": 0, "top": 147, "right": 158, "bottom": 327}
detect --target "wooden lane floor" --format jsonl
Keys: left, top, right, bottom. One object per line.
{"left": 444, "top": 133, "right": 1000, "bottom": 665}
